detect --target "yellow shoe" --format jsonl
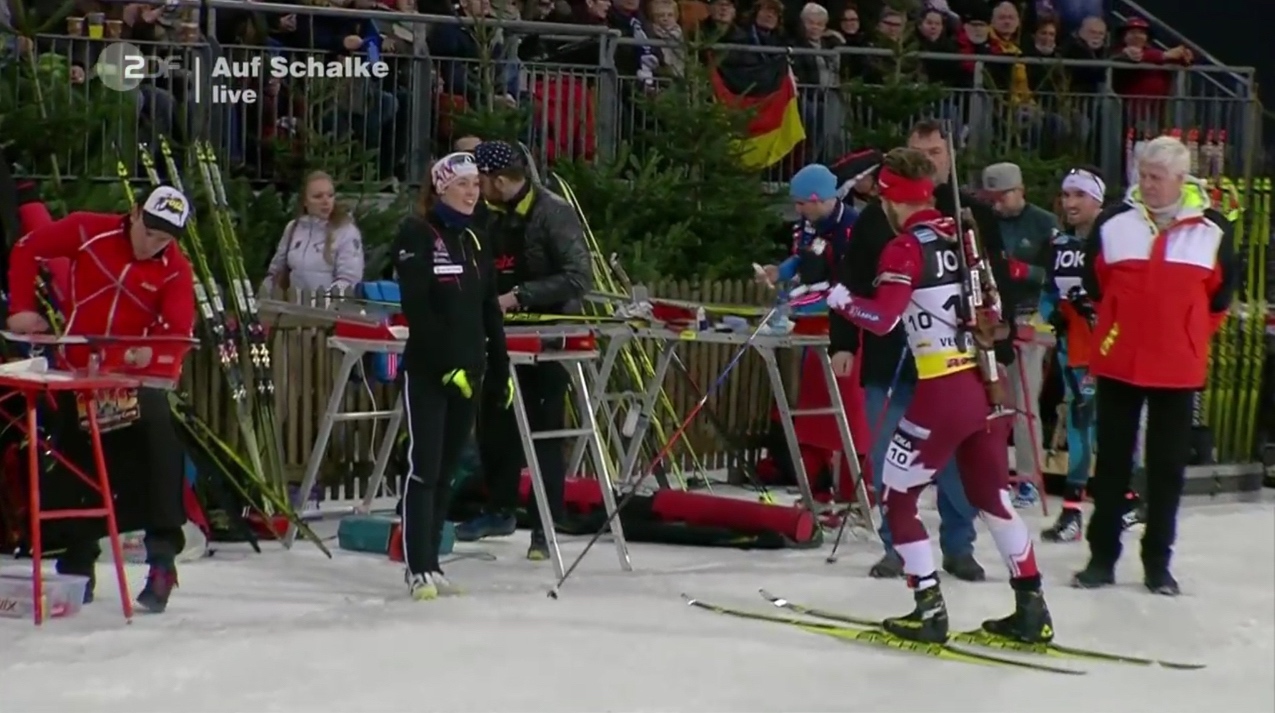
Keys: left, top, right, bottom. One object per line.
{"left": 408, "top": 573, "right": 438, "bottom": 601}
{"left": 527, "top": 531, "right": 550, "bottom": 561}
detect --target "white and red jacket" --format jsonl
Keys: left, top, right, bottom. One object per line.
{"left": 1081, "top": 184, "right": 1236, "bottom": 389}
{"left": 8, "top": 210, "right": 196, "bottom": 347}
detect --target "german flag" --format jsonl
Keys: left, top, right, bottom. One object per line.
{"left": 710, "top": 54, "right": 805, "bottom": 169}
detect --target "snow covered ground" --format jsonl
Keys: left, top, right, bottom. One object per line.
{"left": 2, "top": 494, "right": 1272, "bottom": 713}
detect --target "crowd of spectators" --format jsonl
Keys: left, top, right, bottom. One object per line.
{"left": 0, "top": 0, "right": 1205, "bottom": 180}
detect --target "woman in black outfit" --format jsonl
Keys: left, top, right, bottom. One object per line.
{"left": 392, "top": 151, "right": 511, "bottom": 600}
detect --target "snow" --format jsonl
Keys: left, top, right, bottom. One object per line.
{"left": 2, "top": 494, "right": 1273, "bottom": 713}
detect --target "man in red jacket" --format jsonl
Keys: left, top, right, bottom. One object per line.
{"left": 6, "top": 185, "right": 196, "bottom": 613}
{"left": 1075, "top": 136, "right": 1235, "bottom": 596}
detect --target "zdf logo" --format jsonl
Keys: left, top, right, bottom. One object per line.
{"left": 94, "top": 42, "right": 183, "bottom": 92}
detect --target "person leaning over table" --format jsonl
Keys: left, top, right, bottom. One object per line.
{"left": 457, "top": 140, "right": 593, "bottom": 561}
{"left": 1072, "top": 135, "right": 1236, "bottom": 597}
{"left": 391, "top": 151, "right": 510, "bottom": 601}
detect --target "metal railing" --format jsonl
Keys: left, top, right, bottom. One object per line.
{"left": 0, "top": 0, "right": 1260, "bottom": 188}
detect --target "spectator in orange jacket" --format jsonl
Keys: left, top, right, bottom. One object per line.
{"left": 1073, "top": 135, "right": 1236, "bottom": 597}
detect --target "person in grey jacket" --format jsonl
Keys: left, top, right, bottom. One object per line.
{"left": 260, "top": 171, "right": 366, "bottom": 295}
{"left": 457, "top": 140, "right": 593, "bottom": 560}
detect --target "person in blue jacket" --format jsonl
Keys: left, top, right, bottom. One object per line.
{"left": 756, "top": 164, "right": 858, "bottom": 332}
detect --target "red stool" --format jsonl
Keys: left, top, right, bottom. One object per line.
{"left": 0, "top": 371, "right": 139, "bottom": 625}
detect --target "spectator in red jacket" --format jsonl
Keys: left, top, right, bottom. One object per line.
{"left": 1110, "top": 17, "right": 1193, "bottom": 125}
{"left": 1074, "top": 135, "right": 1235, "bottom": 597}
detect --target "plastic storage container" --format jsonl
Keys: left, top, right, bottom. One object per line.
{"left": 0, "top": 569, "right": 91, "bottom": 620}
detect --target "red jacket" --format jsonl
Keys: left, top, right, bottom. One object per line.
{"left": 1082, "top": 193, "right": 1235, "bottom": 389}
{"left": 8, "top": 211, "right": 196, "bottom": 343}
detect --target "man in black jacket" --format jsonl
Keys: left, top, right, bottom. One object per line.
{"left": 830, "top": 119, "right": 1016, "bottom": 582}
{"left": 457, "top": 140, "right": 594, "bottom": 561}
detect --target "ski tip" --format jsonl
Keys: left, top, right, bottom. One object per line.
{"left": 680, "top": 593, "right": 698, "bottom": 605}
{"left": 757, "top": 589, "right": 786, "bottom": 606}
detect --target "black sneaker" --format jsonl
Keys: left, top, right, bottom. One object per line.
{"left": 1070, "top": 559, "right": 1116, "bottom": 589}
{"left": 1144, "top": 568, "right": 1181, "bottom": 596}
{"left": 942, "top": 553, "right": 986, "bottom": 582}
{"left": 868, "top": 550, "right": 904, "bottom": 579}
{"left": 54, "top": 559, "right": 96, "bottom": 605}
{"left": 981, "top": 589, "right": 1054, "bottom": 643}
{"left": 881, "top": 583, "right": 949, "bottom": 643}
{"left": 1042, "top": 507, "right": 1084, "bottom": 543}
{"left": 136, "top": 563, "right": 178, "bottom": 613}
{"left": 527, "top": 530, "right": 550, "bottom": 561}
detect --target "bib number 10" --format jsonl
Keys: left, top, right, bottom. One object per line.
{"left": 906, "top": 295, "right": 961, "bottom": 332}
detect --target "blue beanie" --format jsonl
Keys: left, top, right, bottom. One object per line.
{"left": 790, "top": 164, "right": 838, "bottom": 202}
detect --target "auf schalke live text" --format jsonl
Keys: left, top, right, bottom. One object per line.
{"left": 210, "top": 55, "right": 391, "bottom": 80}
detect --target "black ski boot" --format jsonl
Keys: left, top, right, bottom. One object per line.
{"left": 868, "top": 550, "right": 904, "bottom": 579}
{"left": 881, "top": 580, "right": 949, "bottom": 644}
{"left": 1122, "top": 491, "right": 1146, "bottom": 531}
{"left": 1070, "top": 558, "right": 1116, "bottom": 588}
{"left": 942, "top": 553, "right": 986, "bottom": 582}
{"left": 136, "top": 561, "right": 178, "bottom": 613}
{"left": 1042, "top": 507, "right": 1084, "bottom": 543}
{"left": 527, "top": 530, "right": 550, "bottom": 561}
{"left": 982, "top": 588, "right": 1054, "bottom": 644}
{"left": 1143, "top": 556, "right": 1181, "bottom": 596}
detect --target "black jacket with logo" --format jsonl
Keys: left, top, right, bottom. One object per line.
{"left": 478, "top": 183, "right": 593, "bottom": 314}
{"left": 393, "top": 208, "right": 508, "bottom": 380}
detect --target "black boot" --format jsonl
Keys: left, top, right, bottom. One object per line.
{"left": 881, "top": 581, "right": 949, "bottom": 644}
{"left": 1142, "top": 554, "right": 1181, "bottom": 596}
{"left": 942, "top": 553, "right": 986, "bottom": 582}
{"left": 136, "top": 561, "right": 178, "bottom": 613}
{"left": 527, "top": 530, "right": 550, "bottom": 561}
{"left": 1070, "top": 558, "right": 1116, "bottom": 588}
{"left": 982, "top": 588, "right": 1054, "bottom": 643}
{"left": 868, "top": 550, "right": 904, "bottom": 579}
{"left": 1042, "top": 507, "right": 1084, "bottom": 543}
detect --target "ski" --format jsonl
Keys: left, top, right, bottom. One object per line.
{"left": 759, "top": 589, "right": 1205, "bottom": 670}
{"left": 683, "top": 595, "right": 1083, "bottom": 675}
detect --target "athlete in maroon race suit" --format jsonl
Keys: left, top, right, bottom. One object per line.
{"left": 826, "top": 159, "right": 1054, "bottom": 644}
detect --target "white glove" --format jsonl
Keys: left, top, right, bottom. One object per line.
{"left": 826, "top": 284, "right": 852, "bottom": 310}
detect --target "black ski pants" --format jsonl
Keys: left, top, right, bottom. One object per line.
{"left": 400, "top": 368, "right": 477, "bottom": 575}
{"left": 477, "top": 362, "right": 569, "bottom": 532}
{"left": 58, "top": 388, "right": 187, "bottom": 568}
{"left": 1087, "top": 376, "right": 1194, "bottom": 571}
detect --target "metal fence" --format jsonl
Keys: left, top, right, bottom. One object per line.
{"left": 1, "top": 0, "right": 1261, "bottom": 188}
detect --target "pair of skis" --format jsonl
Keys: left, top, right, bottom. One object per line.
{"left": 685, "top": 590, "right": 1205, "bottom": 674}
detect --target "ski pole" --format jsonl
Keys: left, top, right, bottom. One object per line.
{"left": 548, "top": 304, "right": 781, "bottom": 599}
{"left": 826, "top": 347, "right": 906, "bottom": 564}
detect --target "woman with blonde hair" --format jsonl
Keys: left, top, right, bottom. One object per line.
{"left": 261, "top": 171, "right": 365, "bottom": 295}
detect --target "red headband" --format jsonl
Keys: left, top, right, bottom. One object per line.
{"left": 877, "top": 166, "right": 935, "bottom": 204}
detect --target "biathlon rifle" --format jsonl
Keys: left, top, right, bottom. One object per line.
{"left": 945, "top": 127, "right": 1011, "bottom": 407}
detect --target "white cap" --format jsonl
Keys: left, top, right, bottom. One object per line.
{"left": 141, "top": 186, "right": 191, "bottom": 235}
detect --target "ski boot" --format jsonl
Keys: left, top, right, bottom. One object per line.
{"left": 881, "top": 581, "right": 949, "bottom": 644}
{"left": 407, "top": 572, "right": 438, "bottom": 601}
{"left": 430, "top": 571, "right": 463, "bottom": 597}
{"left": 136, "top": 561, "right": 178, "bottom": 613}
{"left": 1070, "top": 558, "right": 1116, "bottom": 589}
{"left": 942, "top": 553, "right": 986, "bottom": 582}
{"left": 1122, "top": 492, "right": 1146, "bottom": 531}
{"left": 1042, "top": 507, "right": 1084, "bottom": 543}
{"left": 982, "top": 588, "right": 1054, "bottom": 644}
{"left": 527, "top": 530, "right": 550, "bottom": 561}
{"left": 455, "top": 511, "right": 518, "bottom": 542}
{"left": 867, "top": 550, "right": 904, "bottom": 579}
{"left": 1142, "top": 555, "right": 1180, "bottom": 596}
{"left": 1011, "top": 481, "right": 1039, "bottom": 509}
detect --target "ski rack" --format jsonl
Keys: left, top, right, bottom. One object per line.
{"left": 574, "top": 325, "right": 876, "bottom": 532}
{"left": 283, "top": 325, "right": 633, "bottom": 580}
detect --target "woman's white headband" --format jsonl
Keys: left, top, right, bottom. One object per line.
{"left": 431, "top": 152, "right": 479, "bottom": 193}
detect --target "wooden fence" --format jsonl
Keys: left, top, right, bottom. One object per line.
{"left": 179, "top": 282, "right": 803, "bottom": 483}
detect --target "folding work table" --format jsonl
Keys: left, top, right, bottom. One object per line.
{"left": 285, "top": 325, "right": 631, "bottom": 580}
{"left": 571, "top": 325, "right": 876, "bottom": 534}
